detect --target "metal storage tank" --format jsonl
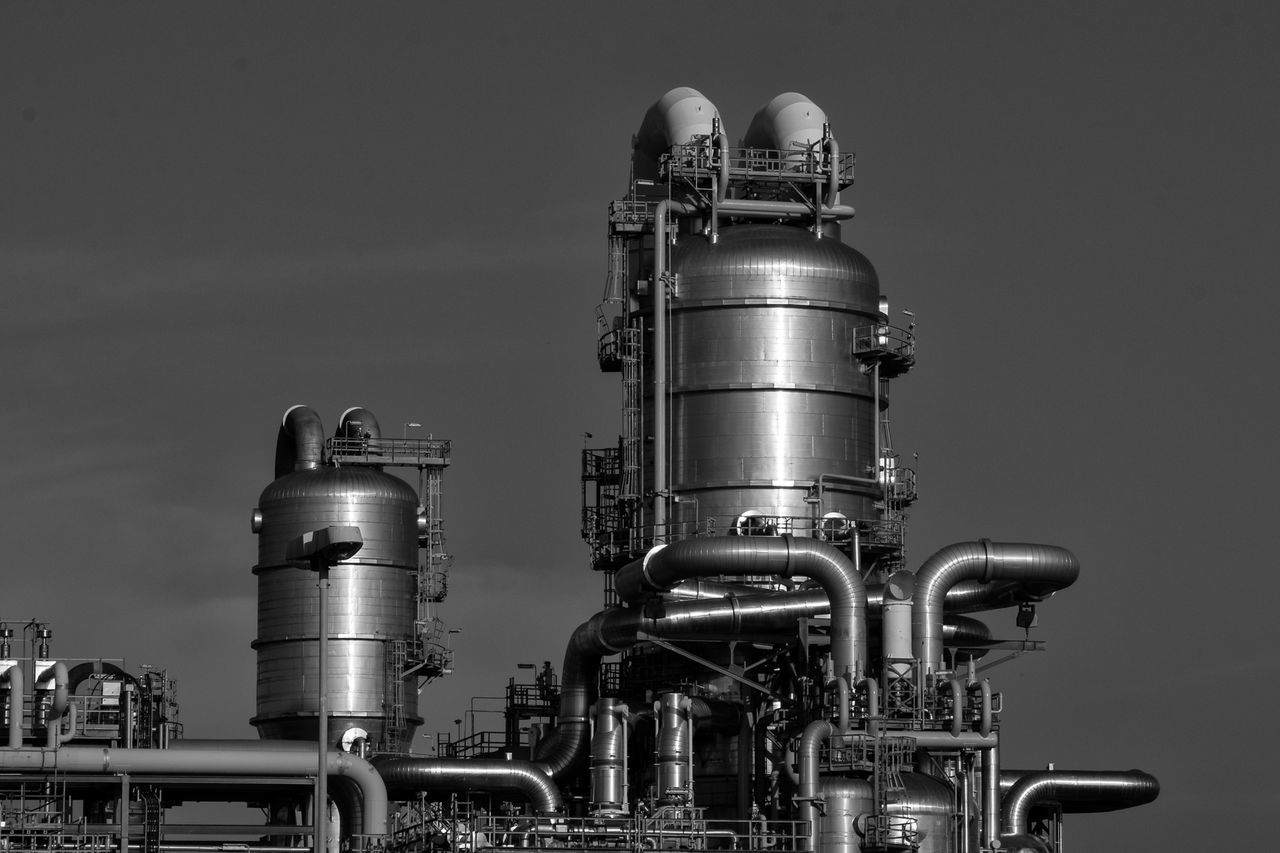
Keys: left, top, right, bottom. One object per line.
{"left": 646, "top": 223, "right": 883, "bottom": 533}
{"left": 251, "top": 407, "right": 423, "bottom": 751}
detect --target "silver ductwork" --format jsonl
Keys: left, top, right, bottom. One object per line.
{"left": 3, "top": 665, "right": 22, "bottom": 748}
{"left": 654, "top": 692, "right": 693, "bottom": 805}
{"left": 0, "top": 745, "right": 388, "bottom": 837}
{"left": 371, "top": 755, "right": 562, "bottom": 815}
{"left": 1001, "top": 769, "right": 1160, "bottom": 835}
{"left": 633, "top": 87, "right": 720, "bottom": 182}
{"left": 274, "top": 404, "right": 325, "bottom": 478}
{"left": 589, "top": 699, "right": 629, "bottom": 814}
{"left": 912, "top": 541, "right": 1080, "bottom": 673}
{"left": 616, "top": 537, "right": 866, "bottom": 680}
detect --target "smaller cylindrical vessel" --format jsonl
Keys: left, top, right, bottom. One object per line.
{"left": 590, "top": 699, "right": 628, "bottom": 814}
{"left": 819, "top": 777, "right": 873, "bottom": 853}
{"left": 655, "top": 692, "right": 692, "bottom": 805}
{"left": 252, "top": 408, "right": 423, "bottom": 751}
{"left": 882, "top": 571, "right": 914, "bottom": 679}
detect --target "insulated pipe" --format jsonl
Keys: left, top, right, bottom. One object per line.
{"left": 633, "top": 87, "right": 720, "bottom": 182}
{"left": 983, "top": 743, "right": 1001, "bottom": 850}
{"left": 616, "top": 537, "right": 866, "bottom": 680}
{"left": 3, "top": 665, "right": 22, "bottom": 747}
{"left": 0, "top": 746, "right": 387, "bottom": 837}
{"left": 947, "top": 679, "right": 965, "bottom": 738}
{"left": 652, "top": 199, "right": 696, "bottom": 539}
{"left": 717, "top": 198, "right": 855, "bottom": 222}
{"left": 826, "top": 677, "right": 850, "bottom": 732}
{"left": 1001, "top": 770, "right": 1160, "bottom": 834}
{"left": 337, "top": 407, "right": 382, "bottom": 442}
{"left": 655, "top": 692, "right": 692, "bottom": 804}
{"left": 968, "top": 680, "right": 992, "bottom": 737}
{"left": 274, "top": 405, "right": 325, "bottom": 478}
{"left": 372, "top": 756, "right": 562, "bottom": 815}
{"left": 797, "top": 720, "right": 841, "bottom": 853}
{"left": 40, "top": 662, "right": 69, "bottom": 748}
{"left": 856, "top": 677, "right": 880, "bottom": 736}
{"left": 56, "top": 703, "right": 76, "bottom": 745}
{"left": 913, "top": 541, "right": 1080, "bottom": 673}
{"left": 743, "top": 93, "right": 829, "bottom": 157}
{"left": 590, "top": 699, "right": 629, "bottom": 813}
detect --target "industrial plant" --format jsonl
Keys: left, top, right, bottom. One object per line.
{"left": 0, "top": 88, "right": 1157, "bottom": 853}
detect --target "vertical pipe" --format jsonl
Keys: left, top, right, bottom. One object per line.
{"left": 982, "top": 744, "right": 1000, "bottom": 850}
{"left": 3, "top": 666, "right": 23, "bottom": 748}
{"left": 651, "top": 200, "right": 694, "bottom": 541}
{"left": 317, "top": 563, "right": 329, "bottom": 853}
{"left": 737, "top": 710, "right": 751, "bottom": 818}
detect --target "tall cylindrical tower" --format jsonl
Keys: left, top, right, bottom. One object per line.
{"left": 644, "top": 223, "right": 883, "bottom": 532}
{"left": 251, "top": 406, "right": 424, "bottom": 751}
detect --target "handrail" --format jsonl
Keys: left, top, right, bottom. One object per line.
{"left": 327, "top": 436, "right": 452, "bottom": 466}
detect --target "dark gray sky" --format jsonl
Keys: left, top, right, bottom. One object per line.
{"left": 3, "top": 2, "right": 1277, "bottom": 849}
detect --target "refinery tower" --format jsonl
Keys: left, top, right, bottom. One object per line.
{"left": 0, "top": 88, "right": 1156, "bottom": 853}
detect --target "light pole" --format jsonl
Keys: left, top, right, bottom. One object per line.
{"left": 288, "top": 525, "right": 363, "bottom": 853}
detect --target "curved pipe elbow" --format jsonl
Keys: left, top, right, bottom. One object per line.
{"left": 4, "top": 665, "right": 23, "bottom": 748}
{"left": 633, "top": 87, "right": 720, "bottom": 182}
{"left": 372, "top": 756, "right": 562, "bottom": 815}
{"left": 274, "top": 405, "right": 325, "bottom": 478}
{"left": 616, "top": 537, "right": 866, "bottom": 679}
{"left": 1001, "top": 769, "right": 1160, "bottom": 834}
{"left": 856, "top": 677, "right": 880, "bottom": 736}
{"left": 913, "top": 541, "right": 1080, "bottom": 672}
{"left": 337, "top": 407, "right": 382, "bottom": 442}
{"left": 969, "top": 679, "right": 993, "bottom": 737}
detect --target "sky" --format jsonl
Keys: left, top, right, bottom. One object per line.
{"left": 3, "top": 1, "right": 1278, "bottom": 849}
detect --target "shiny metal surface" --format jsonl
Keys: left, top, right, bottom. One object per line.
{"left": 1001, "top": 769, "right": 1160, "bottom": 834}
{"left": 616, "top": 537, "right": 866, "bottom": 680}
{"left": 644, "top": 224, "right": 882, "bottom": 532}
{"left": 889, "top": 773, "right": 957, "bottom": 853}
{"left": 912, "top": 541, "right": 1080, "bottom": 673}
{"left": 818, "top": 777, "right": 873, "bottom": 853}
{"left": 253, "top": 412, "right": 423, "bottom": 750}
{"left": 589, "top": 699, "right": 627, "bottom": 812}
{"left": 655, "top": 692, "right": 691, "bottom": 804}
{"left": 372, "top": 755, "right": 562, "bottom": 814}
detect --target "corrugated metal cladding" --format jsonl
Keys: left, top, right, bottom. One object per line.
{"left": 644, "top": 224, "right": 883, "bottom": 531}
{"left": 252, "top": 465, "right": 421, "bottom": 744}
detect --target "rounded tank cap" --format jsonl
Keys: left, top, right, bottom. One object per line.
{"left": 251, "top": 507, "right": 263, "bottom": 534}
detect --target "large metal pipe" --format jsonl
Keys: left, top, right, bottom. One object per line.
{"left": 39, "top": 662, "right": 68, "bottom": 748}
{"left": 274, "top": 405, "right": 325, "bottom": 478}
{"left": 743, "top": 92, "right": 829, "bottom": 155}
{"left": 1001, "top": 769, "right": 1160, "bottom": 834}
{"left": 3, "top": 665, "right": 22, "bottom": 748}
{"left": 633, "top": 87, "right": 720, "bottom": 182}
{"left": 652, "top": 199, "right": 696, "bottom": 538}
{"left": 589, "top": 699, "right": 628, "bottom": 813}
{"left": 371, "top": 756, "right": 562, "bottom": 815}
{"left": 616, "top": 537, "right": 866, "bottom": 680}
{"left": 0, "top": 746, "right": 388, "bottom": 837}
{"left": 654, "top": 692, "right": 692, "bottom": 805}
{"left": 913, "top": 541, "right": 1080, "bottom": 673}
{"left": 796, "top": 720, "right": 840, "bottom": 853}
{"left": 337, "top": 407, "right": 382, "bottom": 443}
